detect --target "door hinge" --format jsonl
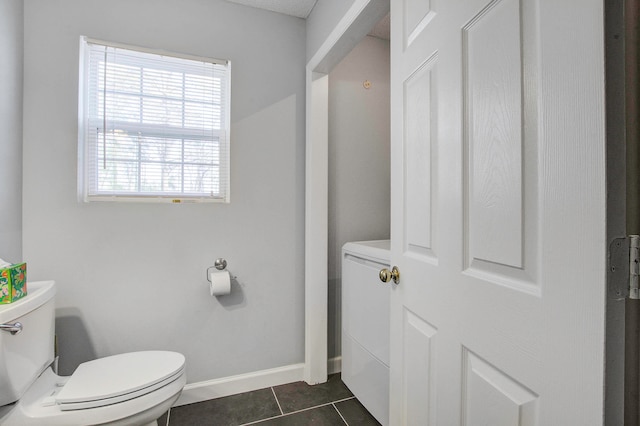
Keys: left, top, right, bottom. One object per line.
{"left": 629, "top": 235, "right": 639, "bottom": 299}
{"left": 609, "top": 236, "right": 640, "bottom": 300}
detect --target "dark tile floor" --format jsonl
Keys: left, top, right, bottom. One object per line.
{"left": 158, "top": 374, "right": 381, "bottom": 426}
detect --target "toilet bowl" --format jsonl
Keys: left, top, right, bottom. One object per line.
{"left": 0, "top": 281, "right": 186, "bottom": 425}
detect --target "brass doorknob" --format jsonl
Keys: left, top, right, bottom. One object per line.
{"left": 379, "top": 266, "right": 400, "bottom": 284}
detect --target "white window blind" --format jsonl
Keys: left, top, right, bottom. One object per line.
{"left": 79, "top": 38, "right": 230, "bottom": 202}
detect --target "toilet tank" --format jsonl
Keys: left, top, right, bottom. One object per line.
{"left": 0, "top": 281, "right": 56, "bottom": 406}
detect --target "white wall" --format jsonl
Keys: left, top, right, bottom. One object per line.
{"left": 327, "top": 36, "right": 390, "bottom": 358}
{"left": 22, "top": 0, "right": 306, "bottom": 382}
{"left": 0, "top": 0, "right": 23, "bottom": 263}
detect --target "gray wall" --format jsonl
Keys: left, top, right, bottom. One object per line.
{"left": 22, "top": 0, "right": 306, "bottom": 382}
{"left": 0, "top": 0, "right": 23, "bottom": 263}
{"left": 327, "top": 36, "right": 390, "bottom": 358}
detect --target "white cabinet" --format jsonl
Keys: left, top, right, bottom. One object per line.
{"left": 341, "top": 240, "right": 390, "bottom": 425}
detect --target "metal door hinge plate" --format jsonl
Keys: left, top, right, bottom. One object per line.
{"left": 629, "top": 235, "right": 639, "bottom": 299}
{"left": 609, "top": 236, "right": 640, "bottom": 300}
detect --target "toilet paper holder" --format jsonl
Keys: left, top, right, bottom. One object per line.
{"left": 206, "top": 258, "right": 235, "bottom": 282}
{"left": 214, "top": 258, "right": 227, "bottom": 271}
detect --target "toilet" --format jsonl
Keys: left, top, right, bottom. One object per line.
{"left": 0, "top": 280, "right": 186, "bottom": 425}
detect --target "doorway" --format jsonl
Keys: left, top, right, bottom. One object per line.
{"left": 327, "top": 32, "right": 391, "bottom": 369}
{"left": 303, "top": 0, "right": 389, "bottom": 384}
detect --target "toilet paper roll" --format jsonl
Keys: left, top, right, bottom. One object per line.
{"left": 208, "top": 270, "right": 231, "bottom": 296}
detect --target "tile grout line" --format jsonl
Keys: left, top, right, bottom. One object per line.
{"left": 332, "top": 396, "right": 357, "bottom": 404}
{"left": 240, "top": 413, "right": 285, "bottom": 426}
{"left": 239, "top": 396, "right": 357, "bottom": 426}
{"left": 271, "top": 386, "right": 284, "bottom": 416}
{"left": 332, "top": 402, "right": 350, "bottom": 426}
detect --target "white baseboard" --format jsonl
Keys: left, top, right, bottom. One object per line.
{"left": 176, "top": 358, "right": 343, "bottom": 407}
{"left": 175, "top": 363, "right": 305, "bottom": 407}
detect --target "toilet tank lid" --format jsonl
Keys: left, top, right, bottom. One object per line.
{"left": 0, "top": 280, "right": 55, "bottom": 323}
{"left": 56, "top": 351, "right": 185, "bottom": 404}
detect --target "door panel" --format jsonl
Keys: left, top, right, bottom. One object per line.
{"left": 404, "top": 0, "right": 436, "bottom": 48}
{"left": 462, "top": 0, "right": 539, "bottom": 293}
{"left": 404, "top": 55, "right": 438, "bottom": 262}
{"left": 390, "top": 0, "right": 606, "bottom": 424}
{"left": 464, "top": 0, "right": 524, "bottom": 270}
{"left": 402, "top": 308, "right": 437, "bottom": 425}
{"left": 462, "top": 349, "right": 538, "bottom": 426}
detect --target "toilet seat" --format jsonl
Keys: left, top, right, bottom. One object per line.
{"left": 55, "top": 351, "right": 185, "bottom": 411}
{"left": 0, "top": 363, "right": 186, "bottom": 426}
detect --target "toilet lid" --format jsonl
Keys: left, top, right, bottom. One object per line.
{"left": 55, "top": 351, "right": 185, "bottom": 410}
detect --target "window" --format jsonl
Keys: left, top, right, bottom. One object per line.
{"left": 78, "top": 37, "right": 230, "bottom": 202}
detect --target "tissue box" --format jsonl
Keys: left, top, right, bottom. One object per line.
{"left": 0, "top": 263, "right": 27, "bottom": 304}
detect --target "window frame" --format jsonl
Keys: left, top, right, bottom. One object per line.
{"left": 78, "top": 37, "right": 231, "bottom": 203}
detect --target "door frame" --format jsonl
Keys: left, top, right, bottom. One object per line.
{"left": 605, "top": 0, "right": 635, "bottom": 423}
{"left": 304, "top": 0, "right": 389, "bottom": 384}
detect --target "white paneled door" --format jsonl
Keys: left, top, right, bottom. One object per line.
{"left": 389, "top": 0, "right": 607, "bottom": 425}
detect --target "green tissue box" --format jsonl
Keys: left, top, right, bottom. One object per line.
{"left": 0, "top": 263, "right": 27, "bottom": 304}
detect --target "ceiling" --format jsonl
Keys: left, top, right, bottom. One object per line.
{"left": 368, "top": 12, "right": 390, "bottom": 40}
{"left": 224, "top": 0, "right": 318, "bottom": 18}
{"left": 224, "top": 0, "right": 390, "bottom": 40}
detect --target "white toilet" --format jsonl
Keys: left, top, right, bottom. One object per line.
{"left": 0, "top": 280, "right": 186, "bottom": 425}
